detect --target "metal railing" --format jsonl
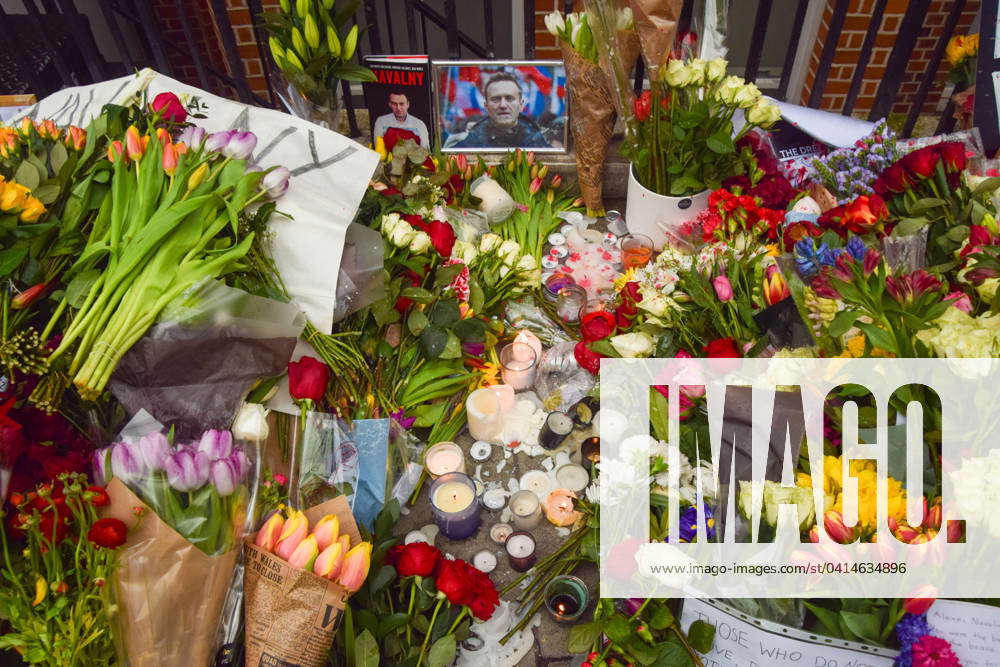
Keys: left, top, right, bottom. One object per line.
{"left": 0, "top": 0, "right": 973, "bottom": 140}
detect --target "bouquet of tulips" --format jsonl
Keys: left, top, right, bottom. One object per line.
{"left": 243, "top": 497, "right": 372, "bottom": 667}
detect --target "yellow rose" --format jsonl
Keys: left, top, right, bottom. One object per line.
{"left": 946, "top": 35, "right": 966, "bottom": 66}
{"left": 965, "top": 33, "right": 979, "bottom": 57}
{"left": 0, "top": 182, "right": 30, "bottom": 212}
{"left": 19, "top": 197, "right": 45, "bottom": 223}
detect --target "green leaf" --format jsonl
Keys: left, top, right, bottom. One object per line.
{"left": 420, "top": 325, "right": 449, "bottom": 358}
{"left": 827, "top": 309, "right": 859, "bottom": 338}
{"left": 804, "top": 601, "right": 844, "bottom": 638}
{"left": 605, "top": 615, "right": 631, "bottom": 643}
{"left": 891, "top": 217, "right": 928, "bottom": 237}
{"left": 972, "top": 176, "right": 1000, "bottom": 196}
{"left": 355, "top": 609, "right": 379, "bottom": 638}
{"left": 370, "top": 565, "right": 396, "bottom": 594}
{"left": 0, "top": 247, "right": 27, "bottom": 278}
{"left": 468, "top": 278, "right": 484, "bottom": 314}
{"left": 65, "top": 268, "right": 101, "bottom": 308}
{"left": 687, "top": 620, "right": 716, "bottom": 654}
{"left": 856, "top": 321, "right": 896, "bottom": 355}
{"left": 669, "top": 175, "right": 704, "bottom": 196}
{"left": 334, "top": 63, "right": 379, "bottom": 82}
{"left": 453, "top": 318, "right": 485, "bottom": 342}
{"left": 706, "top": 131, "right": 735, "bottom": 154}
{"left": 372, "top": 297, "right": 400, "bottom": 326}
{"left": 378, "top": 613, "right": 412, "bottom": 639}
{"left": 407, "top": 308, "right": 429, "bottom": 336}
{"left": 429, "top": 300, "right": 460, "bottom": 327}
{"left": 839, "top": 611, "right": 880, "bottom": 643}
{"left": 49, "top": 141, "right": 69, "bottom": 174}
{"left": 401, "top": 286, "right": 435, "bottom": 303}
{"left": 440, "top": 330, "right": 462, "bottom": 359}
{"left": 426, "top": 634, "right": 456, "bottom": 667}
{"left": 649, "top": 605, "right": 675, "bottom": 630}
{"left": 651, "top": 641, "right": 693, "bottom": 667}
{"left": 567, "top": 621, "right": 602, "bottom": 653}
{"left": 411, "top": 402, "right": 448, "bottom": 427}
{"left": 14, "top": 161, "right": 40, "bottom": 191}
{"left": 909, "top": 197, "right": 947, "bottom": 213}
{"left": 32, "top": 183, "right": 61, "bottom": 205}
{"left": 354, "top": 629, "right": 379, "bottom": 667}
{"left": 434, "top": 262, "right": 466, "bottom": 288}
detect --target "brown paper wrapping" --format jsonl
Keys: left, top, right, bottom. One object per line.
{"left": 628, "top": 0, "right": 684, "bottom": 75}
{"left": 563, "top": 45, "right": 617, "bottom": 214}
{"left": 105, "top": 479, "right": 240, "bottom": 667}
{"left": 243, "top": 496, "right": 362, "bottom": 667}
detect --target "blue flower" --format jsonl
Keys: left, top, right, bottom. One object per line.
{"left": 818, "top": 245, "right": 841, "bottom": 267}
{"left": 794, "top": 239, "right": 822, "bottom": 278}
{"left": 895, "top": 613, "right": 930, "bottom": 646}
{"left": 677, "top": 504, "right": 716, "bottom": 542}
{"left": 846, "top": 235, "right": 867, "bottom": 261}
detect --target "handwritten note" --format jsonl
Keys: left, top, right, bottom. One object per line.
{"left": 928, "top": 600, "right": 1000, "bottom": 665}
{"left": 681, "top": 599, "right": 896, "bottom": 667}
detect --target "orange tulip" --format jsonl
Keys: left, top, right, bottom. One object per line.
{"left": 763, "top": 264, "right": 790, "bottom": 306}
{"left": 65, "top": 126, "right": 86, "bottom": 150}
{"left": 254, "top": 512, "right": 284, "bottom": 552}
{"left": 336, "top": 541, "right": 371, "bottom": 592}
{"left": 274, "top": 510, "right": 309, "bottom": 560}
{"left": 338, "top": 533, "right": 350, "bottom": 554}
{"left": 155, "top": 127, "right": 170, "bottom": 146}
{"left": 125, "top": 126, "right": 145, "bottom": 161}
{"left": 313, "top": 541, "right": 344, "bottom": 580}
{"left": 107, "top": 140, "right": 125, "bottom": 163}
{"left": 310, "top": 514, "right": 340, "bottom": 552}
{"left": 162, "top": 142, "right": 179, "bottom": 176}
{"left": 287, "top": 534, "right": 320, "bottom": 570}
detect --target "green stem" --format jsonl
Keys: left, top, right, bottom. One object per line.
{"left": 416, "top": 597, "right": 446, "bottom": 667}
{"left": 406, "top": 579, "right": 416, "bottom": 644}
{"left": 447, "top": 607, "right": 468, "bottom": 635}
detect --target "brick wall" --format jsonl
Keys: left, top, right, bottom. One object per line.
{"left": 219, "top": 0, "right": 281, "bottom": 101}
{"left": 800, "top": 0, "right": 980, "bottom": 115}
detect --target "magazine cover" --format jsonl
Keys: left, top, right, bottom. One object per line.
{"left": 362, "top": 55, "right": 433, "bottom": 150}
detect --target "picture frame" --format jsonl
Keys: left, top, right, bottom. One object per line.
{"left": 432, "top": 60, "right": 569, "bottom": 154}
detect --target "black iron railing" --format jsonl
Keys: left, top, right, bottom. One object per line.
{"left": 0, "top": 0, "right": 975, "bottom": 140}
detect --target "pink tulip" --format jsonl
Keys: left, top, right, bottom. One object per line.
{"left": 162, "top": 142, "right": 179, "bottom": 176}
{"left": 337, "top": 542, "right": 372, "bottom": 593}
{"left": 528, "top": 177, "right": 542, "bottom": 194}
{"left": 275, "top": 510, "right": 309, "bottom": 560}
{"left": 311, "top": 515, "right": 340, "bottom": 552}
{"left": 255, "top": 512, "right": 284, "bottom": 552}
{"left": 313, "top": 542, "right": 344, "bottom": 580}
{"left": 338, "top": 534, "right": 351, "bottom": 554}
{"left": 823, "top": 510, "right": 855, "bottom": 544}
{"left": 712, "top": 275, "right": 733, "bottom": 302}
{"left": 288, "top": 534, "right": 320, "bottom": 571}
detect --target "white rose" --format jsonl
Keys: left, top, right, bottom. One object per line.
{"left": 544, "top": 11, "right": 565, "bottom": 36}
{"left": 733, "top": 82, "right": 762, "bottom": 109}
{"left": 714, "top": 75, "right": 744, "bottom": 105}
{"left": 687, "top": 58, "right": 707, "bottom": 85}
{"left": 746, "top": 99, "right": 780, "bottom": 127}
{"left": 516, "top": 254, "right": 537, "bottom": 271}
{"left": 610, "top": 331, "right": 654, "bottom": 358}
{"left": 380, "top": 212, "right": 401, "bottom": 237}
{"left": 663, "top": 59, "right": 692, "bottom": 87}
{"left": 499, "top": 239, "right": 521, "bottom": 265}
{"left": 232, "top": 402, "right": 269, "bottom": 442}
{"left": 500, "top": 265, "right": 511, "bottom": 278}
{"left": 479, "top": 232, "right": 503, "bottom": 253}
{"left": 390, "top": 221, "right": 416, "bottom": 247}
{"left": 452, "top": 240, "right": 478, "bottom": 264}
{"left": 637, "top": 289, "right": 670, "bottom": 317}
{"left": 705, "top": 58, "right": 727, "bottom": 83}
{"left": 409, "top": 231, "right": 432, "bottom": 254}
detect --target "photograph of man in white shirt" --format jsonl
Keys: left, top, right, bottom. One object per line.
{"left": 373, "top": 89, "right": 430, "bottom": 148}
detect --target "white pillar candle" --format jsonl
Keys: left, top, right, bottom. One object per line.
{"left": 466, "top": 388, "right": 504, "bottom": 443}
{"left": 470, "top": 175, "right": 516, "bottom": 223}
{"left": 424, "top": 441, "right": 465, "bottom": 478}
{"left": 487, "top": 383, "right": 516, "bottom": 412}
{"left": 555, "top": 463, "right": 590, "bottom": 493}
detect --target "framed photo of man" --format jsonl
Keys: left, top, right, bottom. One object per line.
{"left": 433, "top": 61, "right": 569, "bottom": 153}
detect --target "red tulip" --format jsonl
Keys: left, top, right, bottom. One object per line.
{"left": 287, "top": 356, "right": 329, "bottom": 405}
{"left": 823, "top": 510, "right": 855, "bottom": 544}
{"left": 150, "top": 92, "right": 188, "bottom": 123}
{"left": 903, "top": 586, "right": 937, "bottom": 615}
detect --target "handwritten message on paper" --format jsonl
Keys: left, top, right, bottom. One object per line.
{"left": 928, "top": 600, "right": 1000, "bottom": 665}
{"left": 681, "top": 599, "right": 895, "bottom": 667}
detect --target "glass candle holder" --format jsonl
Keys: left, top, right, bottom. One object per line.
{"left": 504, "top": 531, "right": 537, "bottom": 572}
{"left": 580, "top": 437, "right": 601, "bottom": 474}
{"left": 424, "top": 441, "right": 465, "bottom": 479}
{"left": 620, "top": 233, "right": 654, "bottom": 268}
{"left": 556, "top": 284, "right": 587, "bottom": 323}
{"left": 555, "top": 464, "right": 589, "bottom": 493}
{"left": 542, "top": 272, "right": 575, "bottom": 302}
{"left": 500, "top": 342, "right": 537, "bottom": 391}
{"left": 544, "top": 575, "right": 590, "bottom": 623}
{"left": 429, "top": 472, "right": 481, "bottom": 540}
{"left": 509, "top": 489, "right": 542, "bottom": 530}
{"left": 578, "top": 298, "right": 611, "bottom": 322}
{"left": 538, "top": 411, "right": 574, "bottom": 450}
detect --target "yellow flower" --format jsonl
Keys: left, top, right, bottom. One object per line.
{"left": 613, "top": 267, "right": 637, "bottom": 292}
{"left": 835, "top": 334, "right": 893, "bottom": 358}
{"left": 946, "top": 34, "right": 969, "bottom": 66}
{"left": 477, "top": 361, "right": 500, "bottom": 388}
{"left": 965, "top": 33, "right": 979, "bottom": 57}
{"left": 19, "top": 197, "right": 45, "bottom": 223}
{"left": 373, "top": 135, "right": 387, "bottom": 160}
{"left": 0, "top": 181, "right": 30, "bottom": 212}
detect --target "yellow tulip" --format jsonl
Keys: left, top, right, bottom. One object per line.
{"left": 186, "top": 162, "right": 209, "bottom": 193}
{"left": 373, "top": 135, "right": 387, "bottom": 160}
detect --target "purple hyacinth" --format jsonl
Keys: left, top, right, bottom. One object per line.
{"left": 677, "top": 503, "right": 716, "bottom": 542}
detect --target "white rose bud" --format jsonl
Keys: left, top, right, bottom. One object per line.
{"left": 232, "top": 402, "right": 270, "bottom": 442}
{"left": 663, "top": 59, "right": 690, "bottom": 87}
{"left": 746, "top": 99, "right": 781, "bottom": 128}
{"left": 499, "top": 239, "right": 521, "bottom": 265}
{"left": 380, "top": 212, "right": 401, "bottom": 237}
{"left": 544, "top": 11, "right": 565, "bottom": 36}
{"left": 409, "top": 231, "right": 432, "bottom": 254}
{"left": 390, "top": 220, "right": 416, "bottom": 247}
{"left": 687, "top": 59, "right": 707, "bottom": 85}
{"left": 733, "top": 82, "right": 762, "bottom": 109}
{"left": 610, "top": 331, "right": 654, "bottom": 358}
{"left": 715, "top": 75, "right": 744, "bottom": 105}
{"left": 516, "top": 254, "right": 537, "bottom": 271}
{"left": 452, "top": 240, "right": 478, "bottom": 265}
{"left": 705, "top": 58, "right": 727, "bottom": 83}
{"left": 500, "top": 265, "right": 511, "bottom": 278}
{"left": 479, "top": 232, "right": 503, "bottom": 253}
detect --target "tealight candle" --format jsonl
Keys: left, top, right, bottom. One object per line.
{"left": 545, "top": 489, "right": 582, "bottom": 527}
{"left": 466, "top": 388, "right": 505, "bottom": 443}
{"left": 560, "top": 224, "right": 575, "bottom": 236}
{"left": 424, "top": 441, "right": 465, "bottom": 479}
{"left": 509, "top": 489, "right": 542, "bottom": 530}
{"left": 481, "top": 488, "right": 506, "bottom": 512}
{"left": 549, "top": 245, "right": 568, "bottom": 260}
{"left": 538, "top": 411, "right": 574, "bottom": 450}
{"left": 504, "top": 531, "right": 537, "bottom": 572}
{"left": 548, "top": 232, "right": 567, "bottom": 246}
{"left": 541, "top": 256, "right": 560, "bottom": 270}
{"left": 470, "top": 175, "right": 516, "bottom": 223}
{"left": 544, "top": 575, "right": 589, "bottom": 623}
{"left": 556, "top": 284, "right": 587, "bottom": 323}
{"left": 519, "top": 470, "right": 552, "bottom": 500}
{"left": 430, "top": 472, "right": 481, "bottom": 540}
{"left": 472, "top": 550, "right": 498, "bottom": 573}
{"left": 555, "top": 464, "right": 589, "bottom": 493}
{"left": 490, "top": 522, "right": 514, "bottom": 544}
{"left": 580, "top": 437, "right": 601, "bottom": 474}
{"left": 500, "top": 342, "right": 537, "bottom": 391}
{"left": 470, "top": 440, "right": 492, "bottom": 461}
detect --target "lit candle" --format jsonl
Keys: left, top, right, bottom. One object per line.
{"left": 544, "top": 575, "right": 589, "bottom": 623}
{"left": 470, "top": 175, "right": 516, "bottom": 223}
{"left": 466, "top": 388, "right": 504, "bottom": 443}
{"left": 490, "top": 522, "right": 513, "bottom": 544}
{"left": 500, "top": 342, "right": 537, "bottom": 391}
{"left": 509, "top": 489, "right": 542, "bottom": 530}
{"left": 580, "top": 437, "right": 601, "bottom": 474}
{"left": 424, "top": 441, "right": 465, "bottom": 479}
{"left": 480, "top": 488, "right": 506, "bottom": 512}
{"left": 545, "top": 489, "right": 582, "bottom": 527}
{"left": 472, "top": 550, "right": 498, "bottom": 573}
{"left": 538, "top": 411, "right": 574, "bottom": 450}
{"left": 518, "top": 470, "right": 552, "bottom": 500}
{"left": 555, "top": 464, "right": 589, "bottom": 493}
{"left": 429, "top": 472, "right": 481, "bottom": 540}
{"left": 504, "top": 531, "right": 537, "bottom": 572}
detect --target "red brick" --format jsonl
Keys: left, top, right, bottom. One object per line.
{"left": 228, "top": 8, "right": 252, "bottom": 25}
{"left": 235, "top": 26, "right": 254, "bottom": 45}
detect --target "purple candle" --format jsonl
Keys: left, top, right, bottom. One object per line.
{"left": 430, "top": 472, "right": 481, "bottom": 540}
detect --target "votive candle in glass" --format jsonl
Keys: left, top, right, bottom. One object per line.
{"left": 504, "top": 531, "right": 537, "bottom": 572}
{"left": 544, "top": 575, "right": 589, "bottom": 623}
{"left": 500, "top": 341, "right": 537, "bottom": 391}
{"left": 580, "top": 437, "right": 601, "bottom": 474}
{"left": 424, "top": 441, "right": 465, "bottom": 479}
{"left": 543, "top": 272, "right": 576, "bottom": 303}
{"left": 544, "top": 489, "right": 582, "bottom": 527}
{"left": 430, "top": 472, "right": 481, "bottom": 540}
{"left": 538, "top": 411, "right": 574, "bottom": 450}
{"left": 555, "top": 463, "right": 589, "bottom": 493}
{"left": 509, "top": 489, "right": 543, "bottom": 530}
{"left": 556, "top": 284, "right": 587, "bottom": 323}
{"left": 620, "top": 233, "right": 654, "bottom": 268}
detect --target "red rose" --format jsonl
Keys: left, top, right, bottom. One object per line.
{"left": 938, "top": 141, "right": 966, "bottom": 173}
{"left": 394, "top": 268, "right": 425, "bottom": 313}
{"left": 580, "top": 311, "right": 616, "bottom": 342}
{"left": 383, "top": 126, "right": 420, "bottom": 151}
{"left": 574, "top": 341, "right": 605, "bottom": 375}
{"left": 876, "top": 162, "right": 914, "bottom": 194}
{"left": 466, "top": 567, "right": 499, "bottom": 620}
{"left": 387, "top": 542, "right": 441, "bottom": 578}
{"left": 703, "top": 337, "right": 740, "bottom": 358}
{"left": 901, "top": 145, "right": 939, "bottom": 180}
{"left": 87, "top": 518, "right": 128, "bottom": 549}
{"left": 287, "top": 356, "right": 330, "bottom": 405}
{"left": 150, "top": 92, "right": 187, "bottom": 123}
{"left": 435, "top": 558, "right": 477, "bottom": 606}
{"left": 623, "top": 281, "right": 643, "bottom": 303}
{"left": 427, "top": 220, "right": 456, "bottom": 257}
{"left": 403, "top": 214, "right": 425, "bottom": 227}
{"left": 86, "top": 486, "right": 110, "bottom": 508}
{"left": 633, "top": 90, "right": 652, "bottom": 122}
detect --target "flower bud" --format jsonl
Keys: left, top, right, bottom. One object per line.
{"left": 187, "top": 162, "right": 210, "bottom": 193}
{"left": 262, "top": 166, "right": 291, "bottom": 199}
{"left": 255, "top": 512, "right": 284, "bottom": 552}
{"left": 233, "top": 402, "right": 270, "bottom": 442}
{"left": 288, "top": 534, "right": 320, "bottom": 570}
{"left": 311, "top": 515, "right": 340, "bottom": 552}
